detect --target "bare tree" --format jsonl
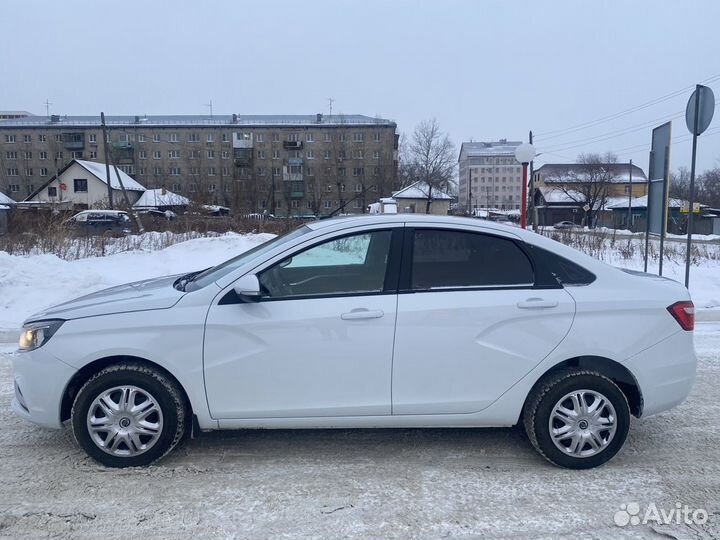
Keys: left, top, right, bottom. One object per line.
{"left": 669, "top": 167, "right": 691, "bottom": 201}
{"left": 406, "top": 119, "right": 455, "bottom": 213}
{"left": 552, "top": 152, "right": 620, "bottom": 228}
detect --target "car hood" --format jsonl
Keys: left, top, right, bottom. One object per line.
{"left": 24, "top": 274, "right": 185, "bottom": 323}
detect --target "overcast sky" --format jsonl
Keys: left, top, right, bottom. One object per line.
{"left": 2, "top": 0, "right": 719, "bottom": 172}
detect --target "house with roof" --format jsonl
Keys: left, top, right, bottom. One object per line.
{"left": 0, "top": 191, "right": 15, "bottom": 234}
{"left": 606, "top": 195, "right": 718, "bottom": 234}
{"left": 25, "top": 159, "right": 146, "bottom": 208}
{"left": 532, "top": 162, "right": 647, "bottom": 227}
{"left": 392, "top": 181, "right": 453, "bottom": 215}
{"left": 133, "top": 188, "right": 189, "bottom": 212}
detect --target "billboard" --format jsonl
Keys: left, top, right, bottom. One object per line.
{"left": 646, "top": 122, "right": 672, "bottom": 236}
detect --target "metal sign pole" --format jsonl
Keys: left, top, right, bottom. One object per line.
{"left": 643, "top": 151, "right": 653, "bottom": 272}
{"left": 658, "top": 146, "right": 670, "bottom": 277}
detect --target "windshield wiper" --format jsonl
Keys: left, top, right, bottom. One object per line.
{"left": 174, "top": 268, "right": 210, "bottom": 292}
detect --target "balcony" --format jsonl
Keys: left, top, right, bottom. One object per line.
{"left": 287, "top": 157, "right": 304, "bottom": 165}
{"left": 62, "top": 133, "right": 85, "bottom": 150}
{"left": 112, "top": 140, "right": 133, "bottom": 149}
{"left": 283, "top": 172, "right": 303, "bottom": 182}
{"left": 232, "top": 133, "right": 253, "bottom": 149}
{"left": 290, "top": 190, "right": 304, "bottom": 199}
{"left": 283, "top": 140, "right": 303, "bottom": 150}
{"left": 112, "top": 146, "right": 135, "bottom": 164}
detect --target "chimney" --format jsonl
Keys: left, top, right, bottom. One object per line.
{"left": 134, "top": 115, "right": 140, "bottom": 124}
{"left": 50, "top": 114, "right": 60, "bottom": 123}
{"left": 232, "top": 113, "right": 238, "bottom": 124}
{"left": 316, "top": 113, "right": 323, "bottom": 123}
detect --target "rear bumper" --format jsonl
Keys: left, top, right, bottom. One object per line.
{"left": 11, "top": 347, "right": 77, "bottom": 429}
{"left": 624, "top": 330, "right": 697, "bottom": 417}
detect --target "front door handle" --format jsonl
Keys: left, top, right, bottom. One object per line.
{"left": 517, "top": 298, "right": 559, "bottom": 309}
{"left": 341, "top": 309, "right": 385, "bottom": 320}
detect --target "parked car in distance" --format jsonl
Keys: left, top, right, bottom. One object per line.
{"left": 65, "top": 210, "right": 132, "bottom": 235}
{"left": 12, "top": 215, "right": 696, "bottom": 469}
{"left": 553, "top": 220, "right": 579, "bottom": 230}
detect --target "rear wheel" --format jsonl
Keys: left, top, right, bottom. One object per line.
{"left": 523, "top": 369, "right": 630, "bottom": 469}
{"left": 71, "top": 363, "right": 186, "bottom": 468}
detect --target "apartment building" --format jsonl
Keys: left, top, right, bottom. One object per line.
{"left": 458, "top": 139, "right": 524, "bottom": 212}
{"left": 0, "top": 113, "right": 399, "bottom": 216}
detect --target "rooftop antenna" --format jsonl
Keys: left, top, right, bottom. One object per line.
{"left": 44, "top": 99, "right": 52, "bottom": 118}
{"left": 328, "top": 97, "right": 335, "bottom": 116}
{"left": 205, "top": 100, "right": 213, "bottom": 118}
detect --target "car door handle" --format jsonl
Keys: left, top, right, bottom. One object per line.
{"left": 517, "top": 298, "right": 559, "bottom": 309}
{"left": 341, "top": 309, "right": 385, "bottom": 320}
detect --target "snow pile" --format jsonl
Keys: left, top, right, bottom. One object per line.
{"left": 0, "top": 232, "right": 273, "bottom": 330}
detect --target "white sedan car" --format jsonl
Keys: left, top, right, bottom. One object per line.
{"left": 12, "top": 215, "right": 696, "bottom": 469}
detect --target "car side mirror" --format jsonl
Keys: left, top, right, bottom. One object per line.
{"left": 233, "top": 274, "right": 261, "bottom": 302}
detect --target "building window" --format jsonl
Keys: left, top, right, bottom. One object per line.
{"left": 324, "top": 133, "right": 331, "bottom": 142}
{"left": 73, "top": 179, "right": 88, "bottom": 192}
{"left": 40, "top": 168, "right": 48, "bottom": 176}
{"left": 222, "top": 167, "right": 230, "bottom": 177}
{"left": 271, "top": 150, "right": 279, "bottom": 159}
{"left": 170, "top": 167, "right": 181, "bottom": 176}
{"left": 306, "top": 167, "right": 314, "bottom": 176}
{"left": 207, "top": 150, "right": 215, "bottom": 159}
{"left": 257, "top": 167, "right": 266, "bottom": 176}
{"left": 353, "top": 167, "right": 364, "bottom": 176}
{"left": 256, "top": 133, "right": 264, "bottom": 143}
{"left": 306, "top": 133, "right": 314, "bottom": 142}
{"left": 48, "top": 186, "right": 57, "bottom": 197}
{"left": 189, "top": 183, "right": 198, "bottom": 192}
{"left": 257, "top": 150, "right": 265, "bottom": 159}
{"left": 339, "top": 183, "right": 346, "bottom": 192}
{"left": 55, "top": 151, "right": 63, "bottom": 159}
{"left": 324, "top": 200, "right": 332, "bottom": 209}
{"left": 38, "top": 134, "right": 46, "bottom": 142}
{"left": 272, "top": 133, "right": 280, "bottom": 142}
{"left": 352, "top": 132, "right": 364, "bottom": 142}
{"left": 208, "top": 167, "right": 216, "bottom": 176}
{"left": 339, "top": 133, "right": 346, "bottom": 142}
{"left": 354, "top": 183, "right": 362, "bottom": 192}
{"left": 139, "top": 167, "right": 147, "bottom": 175}
{"left": 189, "top": 150, "right": 199, "bottom": 160}
{"left": 137, "top": 134, "right": 145, "bottom": 142}
{"left": 222, "top": 133, "right": 229, "bottom": 143}
{"left": 324, "top": 150, "right": 331, "bottom": 160}
{"left": 373, "top": 132, "right": 380, "bottom": 142}
{"left": 190, "top": 167, "right": 199, "bottom": 176}
{"left": 90, "top": 151, "right": 97, "bottom": 159}
{"left": 6, "top": 168, "right": 18, "bottom": 176}
{"left": 6, "top": 151, "right": 17, "bottom": 159}
{"left": 222, "top": 150, "right": 230, "bottom": 159}
{"left": 326, "top": 184, "right": 333, "bottom": 192}
{"left": 169, "top": 134, "right": 178, "bottom": 142}
{"left": 373, "top": 151, "right": 380, "bottom": 160}
{"left": 153, "top": 151, "right": 161, "bottom": 160}
{"left": 306, "top": 150, "right": 314, "bottom": 159}
{"left": 172, "top": 183, "right": 181, "bottom": 192}
{"left": 88, "top": 134, "right": 97, "bottom": 143}
{"left": 169, "top": 150, "right": 180, "bottom": 159}
{"left": 8, "top": 184, "right": 19, "bottom": 192}
{"left": 272, "top": 167, "right": 281, "bottom": 176}
{"left": 224, "top": 183, "right": 232, "bottom": 192}
{"left": 207, "top": 183, "right": 216, "bottom": 192}
{"left": 338, "top": 167, "right": 346, "bottom": 177}
{"left": 291, "top": 200, "right": 299, "bottom": 209}
{"left": 71, "top": 151, "right": 83, "bottom": 159}
{"left": 188, "top": 133, "right": 200, "bottom": 142}
{"left": 153, "top": 134, "right": 161, "bottom": 143}
{"left": 57, "top": 134, "right": 64, "bottom": 143}
{"left": 25, "top": 168, "right": 33, "bottom": 176}
{"left": 154, "top": 167, "right": 162, "bottom": 175}
{"left": 23, "top": 134, "right": 32, "bottom": 143}
{"left": 139, "top": 150, "right": 147, "bottom": 159}
{"left": 5, "top": 135, "right": 16, "bottom": 143}
{"left": 353, "top": 199, "right": 362, "bottom": 208}
{"left": 352, "top": 150, "right": 364, "bottom": 159}
{"left": 287, "top": 133, "right": 299, "bottom": 142}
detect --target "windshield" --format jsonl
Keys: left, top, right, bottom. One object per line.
{"left": 186, "top": 225, "right": 310, "bottom": 291}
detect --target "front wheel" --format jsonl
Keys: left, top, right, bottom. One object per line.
{"left": 523, "top": 369, "right": 630, "bottom": 469}
{"left": 71, "top": 363, "right": 186, "bottom": 468}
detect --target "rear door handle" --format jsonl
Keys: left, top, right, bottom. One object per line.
{"left": 517, "top": 298, "right": 559, "bottom": 309}
{"left": 341, "top": 309, "right": 385, "bottom": 320}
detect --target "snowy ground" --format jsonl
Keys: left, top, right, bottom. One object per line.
{"left": 0, "top": 325, "right": 718, "bottom": 539}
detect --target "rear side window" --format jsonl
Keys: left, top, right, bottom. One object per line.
{"left": 531, "top": 246, "right": 595, "bottom": 286}
{"left": 411, "top": 229, "right": 534, "bottom": 290}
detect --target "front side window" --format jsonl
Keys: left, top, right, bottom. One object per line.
{"left": 73, "top": 179, "right": 88, "bottom": 192}
{"left": 258, "top": 230, "right": 392, "bottom": 299}
{"left": 411, "top": 229, "right": 533, "bottom": 290}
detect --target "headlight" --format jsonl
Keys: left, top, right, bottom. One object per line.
{"left": 18, "top": 320, "right": 64, "bottom": 352}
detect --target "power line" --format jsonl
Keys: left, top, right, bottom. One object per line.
{"left": 534, "top": 72, "right": 720, "bottom": 140}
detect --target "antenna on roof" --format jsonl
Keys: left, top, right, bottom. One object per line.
{"left": 205, "top": 100, "right": 213, "bottom": 118}
{"left": 328, "top": 97, "right": 335, "bottom": 116}
{"left": 44, "top": 99, "right": 52, "bottom": 118}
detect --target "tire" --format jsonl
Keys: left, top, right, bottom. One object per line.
{"left": 523, "top": 369, "right": 630, "bottom": 469}
{"left": 71, "top": 363, "right": 186, "bottom": 468}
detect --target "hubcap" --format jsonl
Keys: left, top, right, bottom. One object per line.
{"left": 86, "top": 385, "right": 164, "bottom": 457}
{"left": 548, "top": 389, "right": 617, "bottom": 458}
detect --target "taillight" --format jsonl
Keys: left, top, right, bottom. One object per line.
{"left": 667, "top": 301, "right": 695, "bottom": 331}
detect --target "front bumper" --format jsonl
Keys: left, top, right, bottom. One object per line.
{"left": 624, "top": 329, "right": 697, "bottom": 417}
{"left": 11, "top": 346, "right": 78, "bottom": 429}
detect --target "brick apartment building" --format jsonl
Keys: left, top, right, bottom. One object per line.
{"left": 0, "top": 113, "right": 399, "bottom": 216}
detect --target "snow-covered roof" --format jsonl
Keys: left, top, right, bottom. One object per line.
{"left": 0, "top": 192, "right": 16, "bottom": 206}
{"left": 134, "top": 188, "right": 189, "bottom": 208}
{"left": 75, "top": 160, "right": 146, "bottom": 191}
{"left": 536, "top": 163, "right": 647, "bottom": 183}
{"left": 537, "top": 187, "right": 586, "bottom": 204}
{"left": 392, "top": 181, "right": 453, "bottom": 200}
{"left": 606, "top": 195, "right": 708, "bottom": 210}
{"left": 459, "top": 140, "right": 522, "bottom": 161}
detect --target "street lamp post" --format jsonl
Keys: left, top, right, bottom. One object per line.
{"left": 514, "top": 143, "right": 536, "bottom": 229}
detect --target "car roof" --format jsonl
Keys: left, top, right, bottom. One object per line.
{"left": 305, "top": 214, "right": 522, "bottom": 234}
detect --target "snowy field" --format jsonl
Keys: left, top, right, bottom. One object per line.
{"left": 0, "top": 325, "right": 718, "bottom": 539}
